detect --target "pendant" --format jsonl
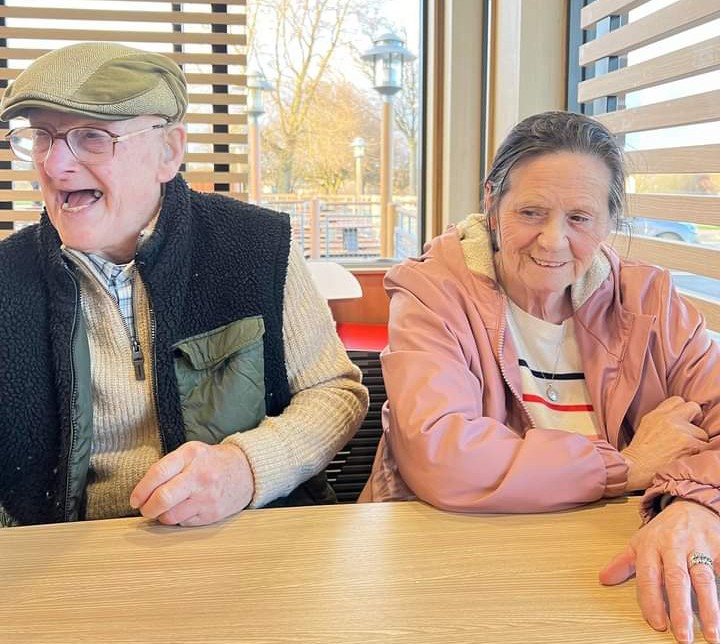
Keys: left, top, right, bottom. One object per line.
{"left": 546, "top": 384, "right": 559, "bottom": 402}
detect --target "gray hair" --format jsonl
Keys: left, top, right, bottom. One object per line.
{"left": 484, "top": 111, "right": 626, "bottom": 224}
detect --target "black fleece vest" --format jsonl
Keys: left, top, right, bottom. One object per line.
{"left": 0, "top": 176, "right": 311, "bottom": 525}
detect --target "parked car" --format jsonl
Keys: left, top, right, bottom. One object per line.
{"left": 628, "top": 217, "right": 699, "bottom": 243}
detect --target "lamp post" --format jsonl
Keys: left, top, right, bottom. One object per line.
{"left": 362, "top": 33, "right": 415, "bottom": 258}
{"left": 351, "top": 136, "right": 366, "bottom": 204}
{"left": 247, "top": 71, "right": 272, "bottom": 203}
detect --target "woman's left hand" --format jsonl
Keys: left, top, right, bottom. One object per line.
{"left": 600, "top": 500, "right": 720, "bottom": 643}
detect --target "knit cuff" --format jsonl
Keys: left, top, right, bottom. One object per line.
{"left": 222, "top": 426, "right": 296, "bottom": 508}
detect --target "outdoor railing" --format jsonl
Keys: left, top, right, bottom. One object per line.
{"left": 259, "top": 195, "right": 419, "bottom": 261}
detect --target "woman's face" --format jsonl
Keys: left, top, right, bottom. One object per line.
{"left": 491, "top": 151, "right": 612, "bottom": 314}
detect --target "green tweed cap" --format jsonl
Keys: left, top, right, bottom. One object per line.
{"left": 0, "top": 42, "right": 188, "bottom": 122}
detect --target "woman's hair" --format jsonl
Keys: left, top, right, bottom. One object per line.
{"left": 484, "top": 111, "right": 626, "bottom": 224}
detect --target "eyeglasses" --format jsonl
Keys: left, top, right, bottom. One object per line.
{"left": 4, "top": 123, "right": 168, "bottom": 165}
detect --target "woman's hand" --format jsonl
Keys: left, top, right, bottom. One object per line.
{"left": 622, "top": 396, "right": 708, "bottom": 491}
{"left": 600, "top": 500, "right": 720, "bottom": 644}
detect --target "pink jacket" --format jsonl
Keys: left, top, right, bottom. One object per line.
{"left": 360, "top": 219, "right": 720, "bottom": 521}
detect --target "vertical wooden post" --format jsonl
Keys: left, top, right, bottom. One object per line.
{"left": 310, "top": 198, "right": 321, "bottom": 260}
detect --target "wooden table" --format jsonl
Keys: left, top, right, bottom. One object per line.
{"left": 0, "top": 497, "right": 686, "bottom": 643}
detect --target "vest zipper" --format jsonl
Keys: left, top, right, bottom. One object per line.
{"left": 149, "top": 297, "right": 166, "bottom": 455}
{"left": 129, "top": 267, "right": 145, "bottom": 381}
{"left": 62, "top": 264, "right": 80, "bottom": 521}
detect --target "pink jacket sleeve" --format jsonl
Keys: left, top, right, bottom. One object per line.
{"left": 383, "top": 265, "right": 628, "bottom": 513}
{"left": 637, "top": 275, "right": 720, "bottom": 521}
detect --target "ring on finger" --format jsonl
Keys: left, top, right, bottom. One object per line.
{"left": 688, "top": 552, "right": 714, "bottom": 571}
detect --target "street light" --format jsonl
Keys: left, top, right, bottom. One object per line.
{"left": 247, "top": 70, "right": 273, "bottom": 203}
{"left": 350, "top": 136, "right": 366, "bottom": 204}
{"left": 362, "top": 33, "right": 415, "bottom": 258}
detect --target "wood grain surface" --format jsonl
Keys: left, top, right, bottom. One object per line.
{"left": 0, "top": 498, "right": 685, "bottom": 643}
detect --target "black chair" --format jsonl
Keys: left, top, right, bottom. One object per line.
{"left": 326, "top": 350, "right": 386, "bottom": 502}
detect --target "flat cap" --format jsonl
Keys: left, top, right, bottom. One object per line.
{"left": 0, "top": 42, "right": 188, "bottom": 122}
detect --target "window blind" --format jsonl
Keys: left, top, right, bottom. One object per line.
{"left": 0, "top": 0, "right": 248, "bottom": 240}
{"left": 577, "top": 0, "right": 720, "bottom": 331}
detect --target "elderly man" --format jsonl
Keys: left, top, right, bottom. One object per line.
{"left": 0, "top": 42, "right": 368, "bottom": 527}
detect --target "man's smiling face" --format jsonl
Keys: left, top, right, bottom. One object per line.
{"left": 28, "top": 109, "right": 168, "bottom": 263}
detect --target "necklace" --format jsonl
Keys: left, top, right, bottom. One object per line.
{"left": 545, "top": 321, "right": 567, "bottom": 403}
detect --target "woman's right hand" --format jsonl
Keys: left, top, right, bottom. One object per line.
{"left": 621, "top": 396, "right": 709, "bottom": 491}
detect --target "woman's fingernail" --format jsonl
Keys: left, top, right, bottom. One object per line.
{"left": 674, "top": 624, "right": 693, "bottom": 644}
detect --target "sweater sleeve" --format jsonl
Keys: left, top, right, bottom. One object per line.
{"left": 382, "top": 263, "right": 628, "bottom": 513}
{"left": 223, "top": 244, "right": 369, "bottom": 507}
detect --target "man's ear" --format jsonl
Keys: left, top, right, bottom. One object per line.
{"left": 157, "top": 122, "right": 187, "bottom": 182}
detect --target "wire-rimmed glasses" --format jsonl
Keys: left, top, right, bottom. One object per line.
{"left": 4, "top": 123, "right": 168, "bottom": 165}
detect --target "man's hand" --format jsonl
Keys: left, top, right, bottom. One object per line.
{"left": 130, "top": 441, "right": 254, "bottom": 526}
{"left": 600, "top": 500, "right": 720, "bottom": 643}
{"left": 622, "top": 397, "right": 709, "bottom": 491}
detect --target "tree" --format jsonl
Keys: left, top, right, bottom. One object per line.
{"left": 249, "top": 0, "right": 360, "bottom": 192}
{"left": 294, "top": 79, "right": 379, "bottom": 194}
{"left": 393, "top": 58, "right": 419, "bottom": 194}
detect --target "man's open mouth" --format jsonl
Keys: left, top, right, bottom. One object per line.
{"left": 61, "top": 189, "right": 104, "bottom": 213}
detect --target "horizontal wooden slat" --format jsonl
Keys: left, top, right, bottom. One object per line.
{"left": 579, "top": 0, "right": 720, "bottom": 66}
{"left": 609, "top": 232, "right": 720, "bottom": 280}
{"left": 0, "top": 135, "right": 249, "bottom": 150}
{"left": 626, "top": 194, "right": 720, "bottom": 227}
{"left": 0, "top": 190, "right": 41, "bottom": 200}
{"left": 184, "top": 113, "right": 247, "bottom": 126}
{"left": 91, "top": 0, "right": 246, "bottom": 4}
{"left": 183, "top": 171, "right": 245, "bottom": 183}
{"left": 0, "top": 210, "right": 40, "bottom": 221}
{"left": 0, "top": 153, "right": 247, "bottom": 168}
{"left": 0, "top": 69, "right": 247, "bottom": 85}
{"left": 578, "top": 36, "right": 720, "bottom": 103}
{"left": 185, "top": 73, "right": 245, "bottom": 86}
{"left": 0, "top": 28, "right": 245, "bottom": 46}
{"left": 580, "top": 0, "right": 645, "bottom": 29}
{"left": 595, "top": 89, "right": 720, "bottom": 134}
{"left": 681, "top": 294, "right": 720, "bottom": 332}
{"left": 186, "top": 132, "right": 244, "bottom": 144}
{"left": 0, "top": 48, "right": 245, "bottom": 67}
{"left": 625, "top": 144, "right": 720, "bottom": 174}
{"left": 188, "top": 93, "right": 247, "bottom": 106}
{"left": 0, "top": 170, "right": 35, "bottom": 181}
{"left": 0, "top": 6, "right": 246, "bottom": 26}
{"left": 185, "top": 152, "right": 246, "bottom": 164}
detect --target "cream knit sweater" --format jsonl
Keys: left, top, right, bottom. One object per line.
{"left": 67, "top": 244, "right": 368, "bottom": 520}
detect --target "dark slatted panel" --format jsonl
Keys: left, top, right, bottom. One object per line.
{"left": 326, "top": 350, "right": 386, "bottom": 503}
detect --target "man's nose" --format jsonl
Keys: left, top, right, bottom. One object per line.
{"left": 39, "top": 136, "right": 77, "bottom": 176}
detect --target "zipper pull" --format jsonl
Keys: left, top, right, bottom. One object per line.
{"left": 131, "top": 340, "right": 146, "bottom": 381}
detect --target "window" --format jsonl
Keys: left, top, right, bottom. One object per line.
{"left": 247, "top": 0, "right": 423, "bottom": 261}
{"left": 569, "top": 0, "right": 720, "bottom": 334}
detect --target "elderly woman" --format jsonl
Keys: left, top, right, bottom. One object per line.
{"left": 361, "top": 112, "right": 720, "bottom": 643}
